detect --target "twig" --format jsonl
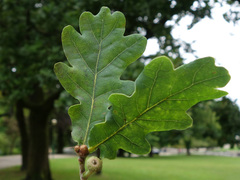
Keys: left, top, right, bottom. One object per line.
{"left": 75, "top": 145, "right": 89, "bottom": 180}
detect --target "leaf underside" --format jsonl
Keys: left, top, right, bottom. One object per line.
{"left": 89, "top": 56, "right": 230, "bottom": 159}
{"left": 54, "top": 7, "right": 147, "bottom": 145}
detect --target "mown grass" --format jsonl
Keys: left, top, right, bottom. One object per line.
{"left": 0, "top": 155, "right": 240, "bottom": 180}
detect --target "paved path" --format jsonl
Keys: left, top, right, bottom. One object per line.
{"left": 0, "top": 154, "right": 76, "bottom": 170}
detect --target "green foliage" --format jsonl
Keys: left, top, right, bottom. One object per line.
{"left": 0, "top": 116, "right": 20, "bottom": 155}
{"left": 0, "top": 0, "right": 235, "bottom": 102}
{"left": 147, "top": 99, "right": 236, "bottom": 151}
{"left": 0, "top": 0, "right": 83, "bottom": 102}
{"left": 0, "top": 1, "right": 235, "bottom": 179}
{"left": 213, "top": 97, "right": 240, "bottom": 148}
{"left": 80, "top": 0, "right": 215, "bottom": 60}
{"left": 54, "top": 7, "right": 146, "bottom": 145}
{"left": 0, "top": 0, "right": 223, "bottom": 103}
{"left": 190, "top": 101, "right": 221, "bottom": 140}
{"left": 55, "top": 7, "right": 230, "bottom": 160}
{"left": 176, "top": 100, "right": 221, "bottom": 151}
{"left": 89, "top": 56, "right": 230, "bottom": 158}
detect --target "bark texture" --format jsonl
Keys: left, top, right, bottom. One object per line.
{"left": 24, "top": 88, "right": 60, "bottom": 180}
{"left": 25, "top": 106, "right": 52, "bottom": 180}
{"left": 16, "top": 100, "right": 29, "bottom": 171}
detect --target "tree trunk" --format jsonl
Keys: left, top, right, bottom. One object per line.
{"left": 25, "top": 89, "right": 60, "bottom": 180}
{"left": 26, "top": 107, "right": 52, "bottom": 180}
{"left": 148, "top": 145, "right": 154, "bottom": 157}
{"left": 117, "top": 149, "right": 125, "bottom": 157}
{"left": 57, "top": 127, "right": 64, "bottom": 154}
{"left": 16, "top": 100, "right": 29, "bottom": 171}
{"left": 184, "top": 140, "right": 191, "bottom": 156}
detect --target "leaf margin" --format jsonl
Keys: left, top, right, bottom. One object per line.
{"left": 88, "top": 56, "right": 231, "bottom": 158}
{"left": 54, "top": 6, "right": 147, "bottom": 145}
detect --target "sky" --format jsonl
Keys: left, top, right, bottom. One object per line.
{"left": 144, "top": 2, "right": 240, "bottom": 106}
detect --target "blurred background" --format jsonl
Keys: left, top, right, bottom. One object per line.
{"left": 0, "top": 0, "right": 240, "bottom": 180}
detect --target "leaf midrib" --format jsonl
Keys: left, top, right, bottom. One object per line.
{"left": 83, "top": 19, "right": 104, "bottom": 144}
{"left": 80, "top": 19, "right": 144, "bottom": 144}
{"left": 88, "top": 74, "right": 226, "bottom": 152}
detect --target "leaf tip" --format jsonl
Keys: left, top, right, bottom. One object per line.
{"left": 53, "top": 62, "right": 62, "bottom": 74}
{"left": 99, "top": 6, "right": 111, "bottom": 14}
{"left": 79, "top": 6, "right": 111, "bottom": 22}
{"left": 207, "top": 56, "right": 231, "bottom": 88}
{"left": 62, "top": 25, "right": 74, "bottom": 33}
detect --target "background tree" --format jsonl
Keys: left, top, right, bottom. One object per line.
{"left": 0, "top": 116, "right": 20, "bottom": 155}
{"left": 180, "top": 101, "right": 221, "bottom": 155}
{"left": 0, "top": 93, "right": 16, "bottom": 154}
{"left": 145, "top": 130, "right": 182, "bottom": 157}
{"left": 52, "top": 92, "right": 77, "bottom": 154}
{"left": 151, "top": 98, "right": 239, "bottom": 156}
{"left": 0, "top": 95, "right": 20, "bottom": 155}
{"left": 0, "top": 0, "right": 81, "bottom": 179}
{"left": 151, "top": 101, "right": 221, "bottom": 156}
{"left": 213, "top": 97, "right": 240, "bottom": 148}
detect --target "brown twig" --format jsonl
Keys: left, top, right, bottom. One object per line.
{"left": 75, "top": 145, "right": 89, "bottom": 180}
{"left": 79, "top": 156, "right": 87, "bottom": 180}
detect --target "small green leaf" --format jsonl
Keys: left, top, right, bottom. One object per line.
{"left": 88, "top": 56, "right": 230, "bottom": 159}
{"left": 54, "top": 7, "right": 147, "bottom": 144}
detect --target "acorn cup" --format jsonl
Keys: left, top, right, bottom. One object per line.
{"left": 83, "top": 156, "right": 103, "bottom": 179}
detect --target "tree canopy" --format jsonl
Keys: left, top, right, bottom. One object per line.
{"left": 213, "top": 97, "right": 240, "bottom": 148}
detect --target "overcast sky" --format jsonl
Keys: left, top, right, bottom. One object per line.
{"left": 144, "top": 2, "right": 240, "bottom": 106}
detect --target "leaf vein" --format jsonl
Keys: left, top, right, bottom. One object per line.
{"left": 192, "top": 59, "right": 211, "bottom": 84}
{"left": 113, "top": 117, "right": 121, "bottom": 128}
{"left": 101, "top": 19, "right": 119, "bottom": 41}
{"left": 117, "top": 133, "right": 141, "bottom": 148}
{"left": 138, "top": 118, "right": 188, "bottom": 124}
{"left": 147, "top": 61, "right": 162, "bottom": 108}
{"left": 89, "top": 73, "right": 226, "bottom": 151}
{"left": 87, "top": 16, "right": 100, "bottom": 44}
{"left": 97, "top": 37, "right": 143, "bottom": 74}
{"left": 94, "top": 87, "right": 121, "bottom": 100}
{"left": 83, "top": 19, "right": 104, "bottom": 144}
{"left": 70, "top": 37, "right": 94, "bottom": 75}
{"left": 65, "top": 71, "right": 92, "bottom": 99}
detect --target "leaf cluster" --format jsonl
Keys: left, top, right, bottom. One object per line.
{"left": 55, "top": 7, "right": 230, "bottom": 159}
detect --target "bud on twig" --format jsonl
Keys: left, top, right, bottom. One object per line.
{"left": 74, "top": 145, "right": 80, "bottom": 153}
{"left": 79, "top": 145, "right": 89, "bottom": 157}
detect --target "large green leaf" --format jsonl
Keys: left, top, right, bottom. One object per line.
{"left": 54, "top": 7, "right": 147, "bottom": 144}
{"left": 88, "top": 56, "right": 230, "bottom": 159}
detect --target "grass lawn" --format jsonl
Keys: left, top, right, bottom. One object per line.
{"left": 0, "top": 155, "right": 240, "bottom": 180}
